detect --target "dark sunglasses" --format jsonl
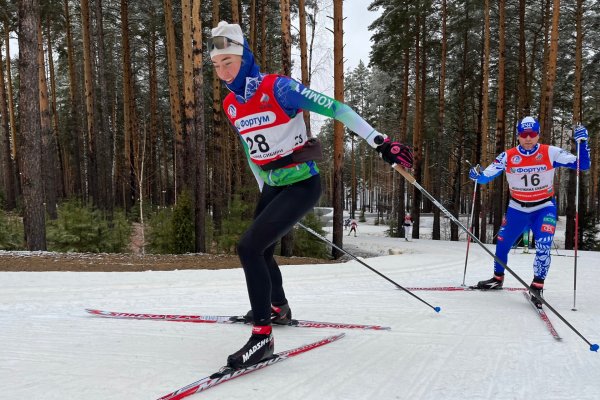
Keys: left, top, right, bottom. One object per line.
{"left": 208, "top": 36, "right": 244, "bottom": 51}
{"left": 518, "top": 130, "right": 539, "bottom": 139}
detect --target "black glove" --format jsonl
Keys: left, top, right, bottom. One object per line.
{"left": 376, "top": 137, "right": 413, "bottom": 168}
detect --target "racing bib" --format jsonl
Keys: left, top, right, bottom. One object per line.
{"left": 223, "top": 75, "right": 307, "bottom": 166}
{"left": 505, "top": 144, "right": 555, "bottom": 202}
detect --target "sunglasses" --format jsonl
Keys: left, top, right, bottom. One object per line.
{"left": 208, "top": 36, "right": 244, "bottom": 51}
{"left": 518, "top": 130, "right": 539, "bottom": 139}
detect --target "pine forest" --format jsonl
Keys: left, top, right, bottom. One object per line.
{"left": 1, "top": 0, "right": 599, "bottom": 255}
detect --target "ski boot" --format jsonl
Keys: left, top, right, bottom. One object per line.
{"left": 473, "top": 274, "right": 504, "bottom": 290}
{"left": 529, "top": 281, "right": 544, "bottom": 309}
{"left": 244, "top": 303, "right": 292, "bottom": 325}
{"left": 226, "top": 325, "right": 274, "bottom": 369}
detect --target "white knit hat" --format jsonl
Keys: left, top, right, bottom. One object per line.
{"left": 210, "top": 21, "right": 244, "bottom": 59}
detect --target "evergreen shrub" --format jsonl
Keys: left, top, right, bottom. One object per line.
{"left": 0, "top": 211, "right": 24, "bottom": 250}
{"left": 147, "top": 191, "right": 195, "bottom": 254}
{"left": 215, "top": 195, "right": 251, "bottom": 253}
{"left": 46, "top": 200, "right": 131, "bottom": 253}
{"left": 293, "top": 212, "right": 329, "bottom": 259}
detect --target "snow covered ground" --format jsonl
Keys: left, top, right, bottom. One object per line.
{"left": 1, "top": 216, "right": 599, "bottom": 400}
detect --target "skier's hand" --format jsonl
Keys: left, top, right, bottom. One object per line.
{"left": 468, "top": 165, "right": 481, "bottom": 181}
{"left": 574, "top": 125, "right": 588, "bottom": 142}
{"left": 375, "top": 137, "right": 413, "bottom": 169}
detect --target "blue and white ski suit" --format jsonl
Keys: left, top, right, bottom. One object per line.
{"left": 474, "top": 141, "right": 590, "bottom": 281}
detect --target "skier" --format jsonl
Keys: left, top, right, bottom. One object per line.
{"left": 344, "top": 218, "right": 351, "bottom": 230}
{"left": 469, "top": 116, "right": 590, "bottom": 307}
{"left": 522, "top": 229, "right": 530, "bottom": 254}
{"left": 209, "top": 21, "right": 413, "bottom": 369}
{"left": 347, "top": 219, "right": 358, "bottom": 237}
{"left": 403, "top": 213, "right": 413, "bottom": 241}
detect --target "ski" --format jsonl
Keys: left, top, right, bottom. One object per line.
{"left": 521, "top": 291, "right": 562, "bottom": 341}
{"left": 156, "top": 333, "right": 345, "bottom": 400}
{"left": 86, "top": 309, "right": 390, "bottom": 331}
{"left": 406, "top": 286, "right": 526, "bottom": 292}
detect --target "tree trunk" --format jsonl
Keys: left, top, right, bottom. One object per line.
{"left": 148, "top": 8, "right": 160, "bottom": 206}
{"left": 280, "top": 0, "right": 291, "bottom": 76}
{"left": 211, "top": 0, "right": 224, "bottom": 235}
{"left": 433, "top": 0, "right": 447, "bottom": 241}
{"left": 46, "top": 17, "right": 65, "bottom": 201}
{"left": 260, "top": 0, "right": 267, "bottom": 70}
{"left": 565, "top": 0, "right": 583, "bottom": 250}
{"left": 411, "top": 11, "right": 422, "bottom": 240}
{"left": 0, "top": 40, "right": 17, "bottom": 210}
{"left": 37, "top": 21, "right": 58, "bottom": 219}
{"left": 121, "top": 0, "right": 136, "bottom": 210}
{"left": 479, "top": 0, "right": 491, "bottom": 244}
{"left": 94, "top": 0, "right": 114, "bottom": 212}
{"left": 64, "top": 0, "right": 83, "bottom": 196}
{"left": 18, "top": 0, "right": 46, "bottom": 250}
{"left": 163, "top": 0, "right": 184, "bottom": 198}
{"left": 193, "top": 0, "right": 207, "bottom": 253}
{"left": 249, "top": 0, "right": 256, "bottom": 51}
{"left": 540, "top": 0, "right": 560, "bottom": 142}
{"left": 278, "top": 0, "right": 294, "bottom": 256}
{"left": 493, "top": 0, "right": 507, "bottom": 240}
{"left": 517, "top": 0, "right": 529, "bottom": 118}
{"left": 4, "top": 26, "right": 18, "bottom": 173}
{"left": 298, "top": 0, "right": 311, "bottom": 135}
{"left": 331, "top": 0, "right": 344, "bottom": 259}
{"left": 182, "top": 0, "right": 195, "bottom": 193}
{"left": 231, "top": 0, "right": 240, "bottom": 24}
{"left": 81, "top": 0, "right": 97, "bottom": 203}
{"left": 399, "top": 40, "right": 410, "bottom": 238}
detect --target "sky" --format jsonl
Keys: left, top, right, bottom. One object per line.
{"left": 2, "top": 211, "right": 599, "bottom": 399}
{"left": 343, "top": 2, "right": 383, "bottom": 70}
{"left": 291, "top": 2, "right": 383, "bottom": 96}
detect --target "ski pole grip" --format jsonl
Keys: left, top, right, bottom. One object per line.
{"left": 393, "top": 164, "right": 416, "bottom": 184}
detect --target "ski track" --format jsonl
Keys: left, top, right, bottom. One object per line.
{"left": 2, "top": 219, "right": 600, "bottom": 399}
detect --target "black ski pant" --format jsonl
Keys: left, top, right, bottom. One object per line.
{"left": 237, "top": 174, "right": 321, "bottom": 325}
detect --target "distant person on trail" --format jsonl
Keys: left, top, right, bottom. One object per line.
{"left": 344, "top": 218, "right": 351, "bottom": 230}
{"left": 469, "top": 116, "right": 590, "bottom": 308}
{"left": 209, "top": 21, "right": 413, "bottom": 370}
{"left": 348, "top": 219, "right": 358, "bottom": 237}
{"left": 403, "top": 213, "right": 413, "bottom": 241}
{"left": 521, "top": 229, "right": 530, "bottom": 253}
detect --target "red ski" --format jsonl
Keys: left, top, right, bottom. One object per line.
{"left": 406, "top": 286, "right": 526, "bottom": 292}
{"left": 156, "top": 334, "right": 344, "bottom": 400}
{"left": 86, "top": 309, "right": 390, "bottom": 330}
{"left": 521, "top": 292, "right": 562, "bottom": 340}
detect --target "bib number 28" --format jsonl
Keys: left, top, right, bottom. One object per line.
{"left": 245, "top": 134, "right": 270, "bottom": 154}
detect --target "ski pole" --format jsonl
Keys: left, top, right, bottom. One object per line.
{"left": 392, "top": 164, "right": 598, "bottom": 352}
{"left": 296, "top": 222, "right": 441, "bottom": 313}
{"left": 572, "top": 136, "right": 582, "bottom": 311}
{"left": 462, "top": 161, "right": 479, "bottom": 286}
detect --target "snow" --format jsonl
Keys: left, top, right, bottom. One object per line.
{"left": 1, "top": 216, "right": 599, "bottom": 400}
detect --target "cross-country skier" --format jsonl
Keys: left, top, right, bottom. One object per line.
{"left": 403, "top": 213, "right": 413, "bottom": 241}
{"left": 347, "top": 219, "right": 358, "bottom": 237}
{"left": 209, "top": 21, "right": 413, "bottom": 369}
{"left": 469, "top": 116, "right": 590, "bottom": 307}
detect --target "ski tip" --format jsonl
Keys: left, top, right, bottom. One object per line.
{"left": 590, "top": 344, "right": 599, "bottom": 352}
{"left": 434, "top": 306, "right": 441, "bottom": 313}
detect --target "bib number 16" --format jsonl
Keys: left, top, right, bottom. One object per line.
{"left": 520, "top": 173, "right": 540, "bottom": 187}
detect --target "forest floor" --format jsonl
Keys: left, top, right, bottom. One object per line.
{"left": 0, "top": 223, "right": 334, "bottom": 272}
{"left": 0, "top": 251, "right": 331, "bottom": 272}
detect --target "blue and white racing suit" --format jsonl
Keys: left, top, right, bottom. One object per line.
{"left": 474, "top": 141, "right": 590, "bottom": 282}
